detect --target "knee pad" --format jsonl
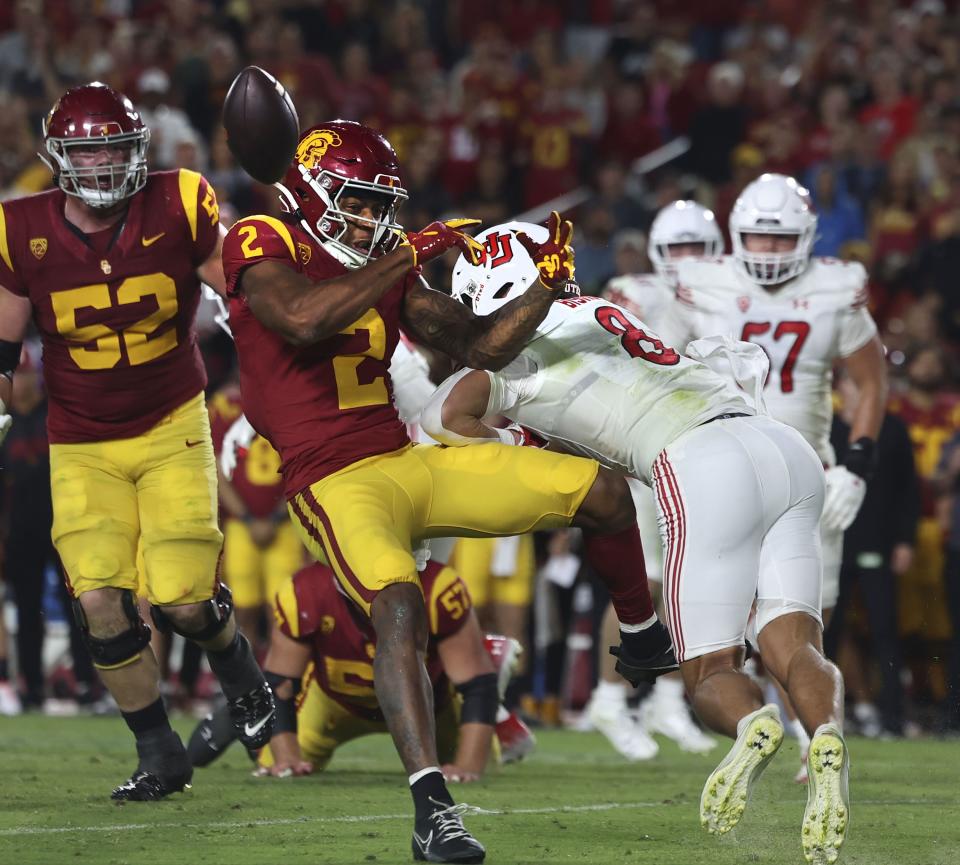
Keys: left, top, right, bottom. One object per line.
{"left": 151, "top": 582, "right": 234, "bottom": 642}
{"left": 73, "top": 589, "right": 152, "bottom": 671}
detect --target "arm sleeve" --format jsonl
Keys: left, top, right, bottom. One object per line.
{"left": 176, "top": 169, "right": 221, "bottom": 266}
{"left": 273, "top": 566, "right": 327, "bottom": 640}
{"left": 837, "top": 266, "right": 878, "bottom": 358}
{"left": 0, "top": 203, "right": 26, "bottom": 296}
{"left": 222, "top": 215, "right": 301, "bottom": 298}
{"left": 485, "top": 354, "right": 539, "bottom": 415}
{"left": 426, "top": 563, "right": 473, "bottom": 640}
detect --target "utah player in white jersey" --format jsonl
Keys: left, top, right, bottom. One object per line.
{"left": 669, "top": 174, "right": 888, "bottom": 616}
{"left": 598, "top": 201, "right": 724, "bottom": 757}
{"left": 421, "top": 222, "right": 851, "bottom": 865}
{"left": 668, "top": 174, "right": 887, "bottom": 787}
{"left": 605, "top": 200, "right": 723, "bottom": 339}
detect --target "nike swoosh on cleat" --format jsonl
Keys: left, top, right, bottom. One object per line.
{"left": 142, "top": 232, "right": 165, "bottom": 247}
{"left": 244, "top": 709, "right": 275, "bottom": 739}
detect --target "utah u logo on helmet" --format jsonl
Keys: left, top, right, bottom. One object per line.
{"left": 296, "top": 129, "right": 343, "bottom": 169}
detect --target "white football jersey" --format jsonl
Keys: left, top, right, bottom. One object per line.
{"left": 670, "top": 256, "right": 877, "bottom": 464}
{"left": 484, "top": 295, "right": 752, "bottom": 483}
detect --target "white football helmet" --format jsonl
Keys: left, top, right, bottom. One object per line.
{"left": 648, "top": 200, "right": 724, "bottom": 284}
{"left": 451, "top": 221, "right": 550, "bottom": 316}
{"left": 730, "top": 173, "right": 817, "bottom": 286}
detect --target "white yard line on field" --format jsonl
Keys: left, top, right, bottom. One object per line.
{"left": 1, "top": 801, "right": 663, "bottom": 837}
{"left": 0, "top": 797, "right": 948, "bottom": 838}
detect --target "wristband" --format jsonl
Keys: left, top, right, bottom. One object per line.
{"left": 842, "top": 437, "right": 877, "bottom": 482}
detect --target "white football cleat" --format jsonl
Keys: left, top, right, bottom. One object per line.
{"left": 483, "top": 634, "right": 522, "bottom": 699}
{"left": 0, "top": 681, "right": 21, "bottom": 716}
{"left": 643, "top": 699, "right": 717, "bottom": 754}
{"left": 701, "top": 703, "right": 783, "bottom": 835}
{"left": 802, "top": 724, "right": 849, "bottom": 865}
{"left": 587, "top": 696, "right": 659, "bottom": 761}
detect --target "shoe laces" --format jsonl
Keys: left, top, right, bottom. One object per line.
{"left": 427, "top": 798, "right": 488, "bottom": 843}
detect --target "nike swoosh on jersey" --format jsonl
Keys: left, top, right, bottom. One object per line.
{"left": 185, "top": 439, "right": 203, "bottom": 448}
{"left": 244, "top": 709, "right": 275, "bottom": 739}
{"left": 142, "top": 232, "right": 166, "bottom": 247}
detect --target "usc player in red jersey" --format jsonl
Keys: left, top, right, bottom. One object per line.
{"left": 0, "top": 83, "right": 275, "bottom": 801}
{"left": 209, "top": 386, "right": 305, "bottom": 646}
{"left": 187, "top": 559, "right": 526, "bottom": 783}
{"left": 221, "top": 120, "right": 671, "bottom": 863}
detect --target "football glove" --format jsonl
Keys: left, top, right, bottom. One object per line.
{"left": 515, "top": 210, "right": 575, "bottom": 290}
{"left": 822, "top": 465, "right": 866, "bottom": 531}
{"left": 220, "top": 413, "right": 258, "bottom": 480}
{"left": 0, "top": 399, "right": 11, "bottom": 447}
{"left": 405, "top": 218, "right": 484, "bottom": 267}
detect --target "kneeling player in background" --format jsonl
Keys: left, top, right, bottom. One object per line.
{"left": 188, "top": 558, "right": 534, "bottom": 778}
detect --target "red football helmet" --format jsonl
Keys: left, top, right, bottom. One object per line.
{"left": 42, "top": 82, "right": 150, "bottom": 208}
{"left": 276, "top": 120, "right": 408, "bottom": 268}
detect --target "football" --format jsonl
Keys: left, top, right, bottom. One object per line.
{"left": 222, "top": 66, "right": 300, "bottom": 184}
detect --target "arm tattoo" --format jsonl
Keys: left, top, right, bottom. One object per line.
{"left": 402, "top": 282, "right": 556, "bottom": 371}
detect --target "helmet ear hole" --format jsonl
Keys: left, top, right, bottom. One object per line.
{"left": 492, "top": 281, "right": 514, "bottom": 300}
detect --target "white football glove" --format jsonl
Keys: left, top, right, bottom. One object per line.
{"left": 220, "top": 413, "right": 258, "bottom": 480}
{"left": 821, "top": 465, "right": 866, "bottom": 531}
{"left": 0, "top": 398, "right": 11, "bottom": 447}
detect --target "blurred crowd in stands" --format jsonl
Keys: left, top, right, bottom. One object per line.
{"left": 1, "top": 0, "right": 960, "bottom": 738}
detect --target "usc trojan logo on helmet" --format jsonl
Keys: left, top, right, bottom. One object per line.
{"left": 296, "top": 129, "right": 343, "bottom": 169}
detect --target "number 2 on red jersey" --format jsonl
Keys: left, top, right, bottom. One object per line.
{"left": 740, "top": 320, "right": 810, "bottom": 393}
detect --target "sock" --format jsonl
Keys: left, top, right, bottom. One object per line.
{"left": 206, "top": 631, "right": 264, "bottom": 700}
{"left": 592, "top": 679, "right": 627, "bottom": 711}
{"left": 0, "top": 658, "right": 8, "bottom": 681}
{"left": 583, "top": 526, "right": 655, "bottom": 625}
{"left": 410, "top": 767, "right": 453, "bottom": 819}
{"left": 652, "top": 675, "right": 685, "bottom": 704}
{"left": 122, "top": 697, "right": 173, "bottom": 742}
{"left": 791, "top": 717, "right": 811, "bottom": 750}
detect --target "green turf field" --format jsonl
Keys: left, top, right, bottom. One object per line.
{"left": 1, "top": 715, "right": 957, "bottom": 865}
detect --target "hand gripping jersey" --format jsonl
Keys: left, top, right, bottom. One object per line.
{"left": 0, "top": 169, "right": 219, "bottom": 443}
{"left": 672, "top": 256, "right": 877, "bottom": 464}
{"left": 209, "top": 386, "right": 284, "bottom": 518}
{"left": 222, "top": 216, "right": 415, "bottom": 497}
{"left": 484, "top": 295, "right": 752, "bottom": 483}
{"left": 273, "top": 560, "right": 472, "bottom": 721}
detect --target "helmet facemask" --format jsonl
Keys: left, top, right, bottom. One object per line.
{"left": 43, "top": 125, "right": 150, "bottom": 209}
{"left": 280, "top": 165, "right": 408, "bottom": 269}
{"left": 732, "top": 226, "right": 814, "bottom": 286}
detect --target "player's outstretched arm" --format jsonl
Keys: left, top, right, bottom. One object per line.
{"left": 436, "top": 610, "right": 497, "bottom": 781}
{"left": 243, "top": 248, "right": 415, "bottom": 346}
{"left": 257, "top": 627, "right": 312, "bottom": 778}
{"left": 401, "top": 211, "right": 575, "bottom": 371}
{"left": 420, "top": 369, "right": 500, "bottom": 445}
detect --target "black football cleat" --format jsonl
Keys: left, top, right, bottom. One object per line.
{"left": 111, "top": 768, "right": 192, "bottom": 802}
{"left": 187, "top": 700, "right": 239, "bottom": 767}
{"left": 111, "top": 732, "right": 193, "bottom": 802}
{"left": 611, "top": 620, "right": 679, "bottom": 686}
{"left": 228, "top": 681, "right": 276, "bottom": 750}
{"left": 412, "top": 801, "right": 486, "bottom": 863}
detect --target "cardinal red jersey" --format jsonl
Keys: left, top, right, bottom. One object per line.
{"left": 222, "top": 215, "right": 411, "bottom": 497}
{"left": 0, "top": 169, "right": 220, "bottom": 444}
{"left": 274, "top": 559, "right": 472, "bottom": 721}
{"left": 208, "top": 385, "right": 284, "bottom": 519}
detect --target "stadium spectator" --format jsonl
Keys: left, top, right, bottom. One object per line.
{"left": 828, "top": 375, "right": 920, "bottom": 737}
